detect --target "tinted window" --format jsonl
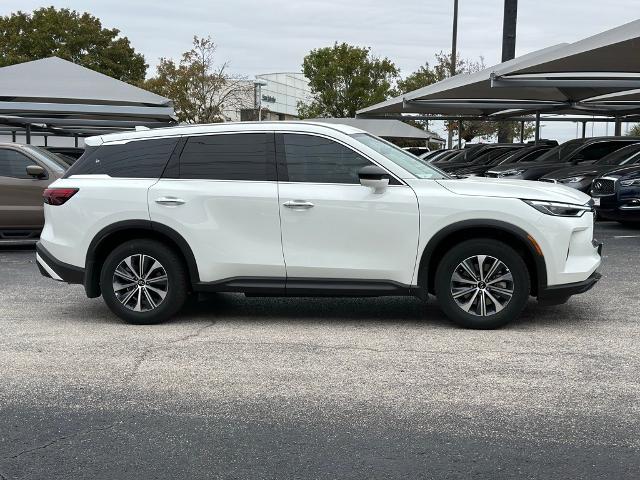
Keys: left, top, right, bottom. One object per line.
{"left": 596, "top": 143, "right": 640, "bottom": 165}
{"left": 575, "top": 141, "right": 633, "bottom": 162}
{"left": 283, "top": 134, "right": 373, "bottom": 184}
{"left": 537, "top": 139, "right": 586, "bottom": 163}
{"left": 180, "top": 133, "right": 275, "bottom": 181}
{"left": 64, "top": 137, "right": 178, "bottom": 178}
{"left": 0, "top": 149, "right": 36, "bottom": 179}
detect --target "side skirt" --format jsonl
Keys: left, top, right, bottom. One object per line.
{"left": 193, "top": 277, "right": 422, "bottom": 298}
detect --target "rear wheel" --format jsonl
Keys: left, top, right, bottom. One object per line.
{"left": 434, "top": 239, "right": 530, "bottom": 329}
{"left": 100, "top": 239, "right": 188, "bottom": 324}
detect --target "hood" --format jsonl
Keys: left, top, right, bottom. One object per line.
{"left": 435, "top": 177, "right": 591, "bottom": 204}
{"left": 541, "top": 165, "right": 610, "bottom": 180}
{"left": 487, "top": 160, "right": 564, "bottom": 173}
{"left": 599, "top": 164, "right": 640, "bottom": 180}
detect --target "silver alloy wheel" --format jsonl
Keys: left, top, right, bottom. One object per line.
{"left": 450, "top": 255, "right": 514, "bottom": 317}
{"left": 112, "top": 254, "right": 168, "bottom": 312}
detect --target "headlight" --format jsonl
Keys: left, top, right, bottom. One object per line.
{"left": 523, "top": 199, "right": 592, "bottom": 217}
{"left": 558, "top": 176, "right": 586, "bottom": 184}
{"left": 498, "top": 168, "right": 526, "bottom": 177}
{"left": 620, "top": 178, "right": 640, "bottom": 187}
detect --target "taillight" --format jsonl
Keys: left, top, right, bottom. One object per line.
{"left": 43, "top": 188, "right": 79, "bottom": 206}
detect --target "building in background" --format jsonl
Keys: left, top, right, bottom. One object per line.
{"left": 223, "top": 72, "right": 312, "bottom": 122}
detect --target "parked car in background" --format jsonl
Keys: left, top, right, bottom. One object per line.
{"left": 403, "top": 146, "right": 430, "bottom": 156}
{"left": 454, "top": 141, "right": 558, "bottom": 177}
{"left": 37, "top": 122, "right": 601, "bottom": 329}
{"left": 440, "top": 144, "right": 525, "bottom": 174}
{"left": 419, "top": 149, "right": 446, "bottom": 161}
{"left": 591, "top": 165, "right": 640, "bottom": 225}
{"left": 425, "top": 149, "right": 459, "bottom": 163}
{"left": 44, "top": 146, "right": 85, "bottom": 162}
{"left": 0, "top": 143, "right": 67, "bottom": 242}
{"left": 486, "top": 137, "right": 640, "bottom": 180}
{"left": 433, "top": 143, "right": 524, "bottom": 172}
{"left": 540, "top": 143, "right": 640, "bottom": 192}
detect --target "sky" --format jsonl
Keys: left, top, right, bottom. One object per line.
{"left": 1, "top": 0, "right": 638, "bottom": 142}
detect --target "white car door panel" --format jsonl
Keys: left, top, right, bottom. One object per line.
{"left": 279, "top": 183, "right": 419, "bottom": 284}
{"left": 149, "top": 180, "right": 284, "bottom": 282}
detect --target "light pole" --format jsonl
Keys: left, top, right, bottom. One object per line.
{"left": 253, "top": 79, "right": 268, "bottom": 121}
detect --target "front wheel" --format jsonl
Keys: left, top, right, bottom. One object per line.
{"left": 100, "top": 239, "right": 188, "bottom": 324}
{"left": 434, "top": 239, "right": 530, "bottom": 329}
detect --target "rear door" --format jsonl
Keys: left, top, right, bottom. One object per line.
{"left": 0, "top": 148, "right": 50, "bottom": 230}
{"left": 276, "top": 132, "right": 419, "bottom": 287}
{"left": 148, "top": 132, "right": 285, "bottom": 285}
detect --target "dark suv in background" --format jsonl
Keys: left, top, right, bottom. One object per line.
{"left": 455, "top": 140, "right": 558, "bottom": 177}
{"left": 0, "top": 143, "right": 67, "bottom": 242}
{"left": 540, "top": 143, "right": 640, "bottom": 192}
{"left": 486, "top": 137, "right": 640, "bottom": 180}
{"left": 591, "top": 165, "right": 640, "bottom": 225}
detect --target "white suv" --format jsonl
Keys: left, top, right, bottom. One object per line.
{"left": 36, "top": 122, "right": 602, "bottom": 329}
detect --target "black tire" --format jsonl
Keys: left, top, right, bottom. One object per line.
{"left": 434, "top": 239, "right": 530, "bottom": 329}
{"left": 100, "top": 239, "right": 188, "bottom": 324}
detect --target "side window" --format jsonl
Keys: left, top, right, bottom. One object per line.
{"left": 64, "top": 138, "right": 178, "bottom": 178}
{"left": 576, "top": 142, "right": 630, "bottom": 161}
{"left": 0, "top": 150, "right": 37, "bottom": 179}
{"left": 179, "top": 133, "right": 276, "bottom": 181}
{"left": 282, "top": 134, "right": 374, "bottom": 184}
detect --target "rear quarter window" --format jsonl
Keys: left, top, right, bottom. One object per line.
{"left": 63, "top": 137, "right": 179, "bottom": 179}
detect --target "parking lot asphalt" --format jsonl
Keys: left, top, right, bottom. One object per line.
{"left": 0, "top": 221, "right": 638, "bottom": 479}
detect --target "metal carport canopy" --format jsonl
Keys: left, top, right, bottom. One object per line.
{"left": 0, "top": 57, "right": 177, "bottom": 127}
{"left": 306, "top": 117, "right": 445, "bottom": 142}
{"left": 357, "top": 19, "right": 640, "bottom": 118}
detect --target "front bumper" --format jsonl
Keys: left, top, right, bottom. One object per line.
{"left": 36, "top": 242, "right": 85, "bottom": 284}
{"left": 537, "top": 270, "right": 602, "bottom": 305}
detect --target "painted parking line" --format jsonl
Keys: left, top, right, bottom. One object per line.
{"left": 613, "top": 235, "right": 640, "bottom": 239}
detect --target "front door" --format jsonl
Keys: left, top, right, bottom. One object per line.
{"left": 276, "top": 133, "right": 420, "bottom": 287}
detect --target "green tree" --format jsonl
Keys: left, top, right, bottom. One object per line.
{"left": 298, "top": 42, "right": 399, "bottom": 118}
{"left": 627, "top": 124, "right": 640, "bottom": 136}
{"left": 0, "top": 7, "right": 147, "bottom": 83}
{"left": 396, "top": 52, "right": 534, "bottom": 143}
{"left": 144, "top": 36, "right": 253, "bottom": 124}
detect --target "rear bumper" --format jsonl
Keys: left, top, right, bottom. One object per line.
{"left": 537, "top": 270, "right": 602, "bottom": 305}
{"left": 35, "top": 242, "right": 84, "bottom": 284}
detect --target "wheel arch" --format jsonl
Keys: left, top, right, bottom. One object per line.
{"left": 417, "top": 220, "right": 547, "bottom": 296}
{"left": 84, "top": 220, "right": 199, "bottom": 298}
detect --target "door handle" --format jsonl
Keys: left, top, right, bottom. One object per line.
{"left": 283, "top": 200, "right": 314, "bottom": 210}
{"left": 155, "top": 196, "right": 186, "bottom": 206}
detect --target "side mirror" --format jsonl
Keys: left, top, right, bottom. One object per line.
{"left": 358, "top": 165, "right": 389, "bottom": 194}
{"left": 26, "top": 164, "right": 46, "bottom": 178}
{"left": 571, "top": 154, "right": 585, "bottom": 165}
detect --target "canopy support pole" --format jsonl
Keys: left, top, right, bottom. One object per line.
{"left": 458, "top": 119, "right": 463, "bottom": 148}
{"left": 74, "top": 135, "right": 79, "bottom": 148}
{"left": 11, "top": 131, "right": 16, "bottom": 142}
{"left": 534, "top": 112, "right": 540, "bottom": 144}
{"left": 614, "top": 116, "right": 622, "bottom": 136}
{"left": 519, "top": 121, "right": 525, "bottom": 143}
{"left": 581, "top": 121, "right": 587, "bottom": 138}
{"left": 43, "top": 135, "right": 48, "bottom": 147}
{"left": 25, "top": 124, "right": 31, "bottom": 144}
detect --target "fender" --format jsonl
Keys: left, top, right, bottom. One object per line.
{"left": 84, "top": 220, "right": 199, "bottom": 297}
{"left": 417, "top": 219, "right": 547, "bottom": 294}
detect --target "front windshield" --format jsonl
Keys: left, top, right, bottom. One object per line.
{"left": 596, "top": 144, "right": 640, "bottom": 165}
{"left": 351, "top": 133, "right": 449, "bottom": 179}
{"left": 24, "top": 145, "right": 68, "bottom": 172}
{"left": 535, "top": 139, "right": 585, "bottom": 163}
